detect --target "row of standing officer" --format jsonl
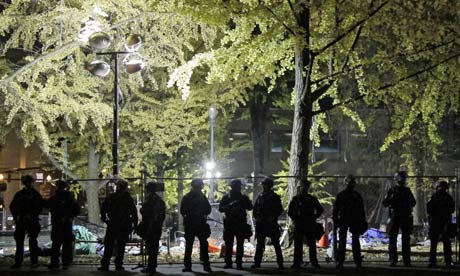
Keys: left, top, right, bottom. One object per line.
{"left": 9, "top": 175, "right": 80, "bottom": 269}
{"left": 10, "top": 173, "right": 456, "bottom": 272}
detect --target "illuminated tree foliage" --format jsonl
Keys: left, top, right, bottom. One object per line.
{"left": 0, "top": 0, "right": 222, "bottom": 224}
{"left": 167, "top": 0, "right": 460, "bottom": 200}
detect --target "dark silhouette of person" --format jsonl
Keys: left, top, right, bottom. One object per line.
{"left": 10, "top": 174, "right": 43, "bottom": 268}
{"left": 139, "top": 182, "right": 166, "bottom": 274}
{"left": 427, "top": 180, "right": 455, "bottom": 268}
{"left": 46, "top": 180, "right": 80, "bottom": 270}
{"left": 288, "top": 179, "right": 323, "bottom": 269}
{"left": 98, "top": 179, "right": 138, "bottom": 271}
{"left": 219, "top": 179, "right": 253, "bottom": 269}
{"left": 252, "top": 177, "right": 284, "bottom": 269}
{"left": 333, "top": 175, "right": 367, "bottom": 269}
{"left": 382, "top": 171, "right": 416, "bottom": 267}
{"left": 180, "top": 178, "right": 212, "bottom": 272}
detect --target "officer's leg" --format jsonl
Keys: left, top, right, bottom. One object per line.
{"left": 351, "top": 232, "right": 362, "bottom": 266}
{"left": 50, "top": 237, "right": 62, "bottom": 267}
{"left": 307, "top": 233, "right": 319, "bottom": 266}
{"left": 114, "top": 233, "right": 128, "bottom": 269}
{"left": 441, "top": 229, "right": 452, "bottom": 265}
{"left": 62, "top": 239, "right": 74, "bottom": 266}
{"left": 13, "top": 226, "right": 26, "bottom": 266}
{"left": 223, "top": 229, "right": 234, "bottom": 266}
{"left": 147, "top": 237, "right": 160, "bottom": 269}
{"left": 100, "top": 228, "right": 115, "bottom": 268}
{"left": 429, "top": 227, "right": 439, "bottom": 265}
{"left": 199, "top": 235, "right": 210, "bottom": 267}
{"left": 28, "top": 222, "right": 40, "bottom": 265}
{"left": 271, "top": 234, "right": 284, "bottom": 267}
{"left": 401, "top": 220, "right": 412, "bottom": 265}
{"left": 388, "top": 220, "right": 399, "bottom": 265}
{"left": 336, "top": 227, "right": 347, "bottom": 265}
{"left": 235, "top": 235, "right": 244, "bottom": 267}
{"left": 253, "top": 235, "right": 265, "bottom": 266}
{"left": 292, "top": 225, "right": 304, "bottom": 266}
{"left": 183, "top": 233, "right": 194, "bottom": 269}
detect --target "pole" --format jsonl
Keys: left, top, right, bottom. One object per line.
{"left": 209, "top": 119, "right": 215, "bottom": 202}
{"left": 113, "top": 53, "right": 119, "bottom": 176}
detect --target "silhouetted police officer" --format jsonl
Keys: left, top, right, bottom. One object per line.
{"left": 333, "top": 175, "right": 367, "bottom": 269}
{"left": 98, "top": 179, "right": 138, "bottom": 271}
{"left": 252, "top": 177, "right": 284, "bottom": 269}
{"left": 219, "top": 179, "right": 253, "bottom": 269}
{"left": 382, "top": 171, "right": 416, "bottom": 267}
{"left": 139, "top": 182, "right": 166, "bottom": 274}
{"left": 427, "top": 180, "right": 455, "bottom": 268}
{"left": 47, "top": 180, "right": 80, "bottom": 269}
{"left": 10, "top": 174, "right": 43, "bottom": 268}
{"left": 180, "top": 178, "right": 212, "bottom": 272}
{"left": 288, "top": 179, "right": 323, "bottom": 269}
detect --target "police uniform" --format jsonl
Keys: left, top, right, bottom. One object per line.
{"left": 219, "top": 180, "right": 253, "bottom": 268}
{"left": 427, "top": 181, "right": 455, "bottom": 267}
{"left": 288, "top": 184, "right": 323, "bottom": 268}
{"left": 47, "top": 181, "right": 80, "bottom": 269}
{"left": 99, "top": 181, "right": 138, "bottom": 271}
{"left": 252, "top": 180, "right": 284, "bottom": 268}
{"left": 382, "top": 172, "right": 416, "bottom": 266}
{"left": 333, "top": 177, "right": 366, "bottom": 268}
{"left": 10, "top": 176, "right": 43, "bottom": 267}
{"left": 139, "top": 184, "right": 166, "bottom": 273}
{"left": 180, "top": 179, "right": 212, "bottom": 272}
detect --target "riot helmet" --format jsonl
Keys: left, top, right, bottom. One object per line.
{"left": 435, "top": 180, "right": 449, "bottom": 191}
{"left": 230, "top": 179, "right": 242, "bottom": 193}
{"left": 21, "top": 174, "right": 35, "bottom": 188}
{"left": 344, "top": 174, "right": 356, "bottom": 189}
{"left": 394, "top": 171, "right": 408, "bottom": 185}
{"left": 191, "top": 178, "right": 204, "bottom": 190}
{"left": 115, "top": 179, "right": 129, "bottom": 191}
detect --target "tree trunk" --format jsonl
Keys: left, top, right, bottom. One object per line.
{"left": 288, "top": 4, "right": 312, "bottom": 201}
{"left": 84, "top": 139, "right": 102, "bottom": 225}
{"left": 249, "top": 85, "right": 271, "bottom": 203}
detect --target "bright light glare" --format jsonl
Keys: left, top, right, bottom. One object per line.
{"left": 46, "top": 175, "right": 52, "bottom": 182}
{"left": 0, "top": 174, "right": 3, "bottom": 181}
{"left": 205, "top": 171, "right": 213, "bottom": 179}
{"left": 215, "top": 171, "right": 222, "bottom": 178}
{"left": 205, "top": 161, "right": 216, "bottom": 170}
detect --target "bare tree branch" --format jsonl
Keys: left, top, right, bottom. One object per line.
{"left": 316, "top": 1, "right": 389, "bottom": 55}
{"left": 265, "top": 6, "right": 296, "bottom": 36}
{"left": 312, "top": 51, "right": 460, "bottom": 115}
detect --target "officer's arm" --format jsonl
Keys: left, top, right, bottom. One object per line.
{"left": 382, "top": 189, "right": 392, "bottom": 207}
{"left": 408, "top": 189, "right": 416, "bottom": 207}
{"left": 287, "top": 199, "right": 295, "bottom": 219}
{"left": 244, "top": 195, "right": 253, "bottom": 211}
{"left": 448, "top": 196, "right": 455, "bottom": 214}
{"left": 130, "top": 198, "right": 138, "bottom": 225}
{"left": 204, "top": 196, "right": 212, "bottom": 215}
{"left": 9, "top": 194, "right": 18, "bottom": 219}
{"left": 426, "top": 196, "right": 435, "bottom": 215}
{"left": 180, "top": 196, "right": 188, "bottom": 216}
{"left": 158, "top": 199, "right": 166, "bottom": 223}
{"left": 218, "top": 195, "right": 231, "bottom": 213}
{"left": 332, "top": 198, "right": 338, "bottom": 222}
{"left": 274, "top": 195, "right": 284, "bottom": 218}
{"left": 100, "top": 198, "right": 109, "bottom": 222}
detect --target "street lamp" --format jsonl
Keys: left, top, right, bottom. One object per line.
{"left": 207, "top": 105, "right": 218, "bottom": 202}
{"left": 84, "top": 32, "right": 145, "bottom": 176}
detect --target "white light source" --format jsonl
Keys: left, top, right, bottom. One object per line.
{"left": 46, "top": 175, "right": 52, "bottom": 182}
{"left": 88, "top": 32, "right": 112, "bottom": 50}
{"left": 205, "top": 171, "right": 213, "bottom": 179}
{"left": 0, "top": 174, "right": 3, "bottom": 181}
{"left": 87, "top": 60, "right": 111, "bottom": 77}
{"left": 215, "top": 171, "right": 221, "bottom": 178}
{"left": 125, "top": 34, "right": 142, "bottom": 52}
{"left": 205, "top": 161, "right": 216, "bottom": 171}
{"left": 123, "top": 53, "right": 145, "bottom": 74}
{"left": 209, "top": 105, "right": 218, "bottom": 123}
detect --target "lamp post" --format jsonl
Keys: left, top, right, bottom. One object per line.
{"left": 85, "top": 33, "right": 144, "bottom": 176}
{"left": 207, "top": 105, "right": 218, "bottom": 202}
